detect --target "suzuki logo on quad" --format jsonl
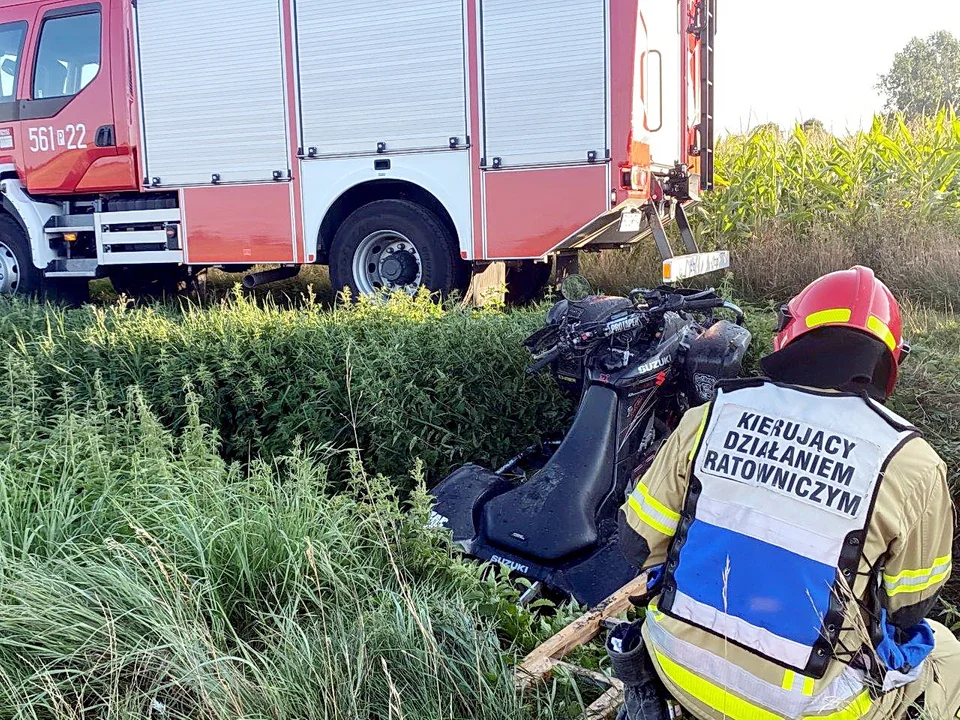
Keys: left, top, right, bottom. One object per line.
{"left": 491, "top": 554, "right": 530, "bottom": 574}
{"left": 638, "top": 355, "right": 672, "bottom": 375}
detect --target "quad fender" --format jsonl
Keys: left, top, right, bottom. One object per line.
{"left": 431, "top": 461, "right": 640, "bottom": 607}
{"left": 685, "top": 320, "right": 753, "bottom": 404}
{"left": 0, "top": 174, "right": 61, "bottom": 270}
{"left": 430, "top": 464, "right": 514, "bottom": 545}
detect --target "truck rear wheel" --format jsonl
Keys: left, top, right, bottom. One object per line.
{"left": 329, "top": 199, "right": 458, "bottom": 297}
{"left": 0, "top": 216, "right": 42, "bottom": 296}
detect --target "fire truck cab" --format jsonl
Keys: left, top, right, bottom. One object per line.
{"left": 0, "top": 0, "right": 715, "bottom": 299}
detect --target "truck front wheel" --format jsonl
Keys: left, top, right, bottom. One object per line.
{"left": 329, "top": 199, "right": 459, "bottom": 297}
{"left": 0, "top": 216, "right": 42, "bottom": 296}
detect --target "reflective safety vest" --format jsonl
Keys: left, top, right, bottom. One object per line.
{"left": 651, "top": 380, "right": 919, "bottom": 717}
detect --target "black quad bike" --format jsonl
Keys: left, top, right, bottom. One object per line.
{"left": 429, "top": 276, "right": 751, "bottom": 607}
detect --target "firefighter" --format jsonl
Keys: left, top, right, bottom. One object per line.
{"left": 611, "top": 266, "right": 960, "bottom": 720}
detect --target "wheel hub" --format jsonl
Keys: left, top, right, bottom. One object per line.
{"left": 0, "top": 241, "right": 21, "bottom": 294}
{"left": 352, "top": 230, "right": 423, "bottom": 294}
{"left": 379, "top": 249, "right": 419, "bottom": 285}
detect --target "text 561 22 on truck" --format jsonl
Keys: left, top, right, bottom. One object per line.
{"left": 0, "top": 0, "right": 716, "bottom": 300}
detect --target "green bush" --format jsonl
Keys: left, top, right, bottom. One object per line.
{"left": 0, "top": 291, "right": 569, "bottom": 484}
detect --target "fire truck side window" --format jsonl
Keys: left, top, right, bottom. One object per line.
{"left": 0, "top": 22, "right": 26, "bottom": 103}
{"left": 33, "top": 11, "right": 101, "bottom": 99}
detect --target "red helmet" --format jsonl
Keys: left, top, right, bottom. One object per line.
{"left": 774, "top": 266, "right": 907, "bottom": 397}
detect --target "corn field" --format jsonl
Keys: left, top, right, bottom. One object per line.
{"left": 697, "top": 110, "right": 960, "bottom": 242}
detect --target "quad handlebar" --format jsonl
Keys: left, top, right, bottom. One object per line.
{"left": 527, "top": 288, "right": 744, "bottom": 374}
{"left": 527, "top": 344, "right": 565, "bottom": 374}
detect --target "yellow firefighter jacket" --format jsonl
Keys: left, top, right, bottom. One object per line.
{"left": 620, "top": 380, "right": 957, "bottom": 720}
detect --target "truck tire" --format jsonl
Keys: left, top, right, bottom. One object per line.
{"left": 506, "top": 260, "right": 552, "bottom": 305}
{"left": 0, "top": 215, "right": 42, "bottom": 296}
{"left": 108, "top": 265, "right": 192, "bottom": 299}
{"left": 329, "top": 199, "right": 458, "bottom": 297}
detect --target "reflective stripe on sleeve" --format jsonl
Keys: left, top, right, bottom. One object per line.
{"left": 883, "top": 554, "right": 952, "bottom": 596}
{"left": 627, "top": 482, "right": 681, "bottom": 537}
{"left": 689, "top": 404, "right": 710, "bottom": 461}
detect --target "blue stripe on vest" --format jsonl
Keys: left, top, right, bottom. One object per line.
{"left": 674, "top": 521, "right": 835, "bottom": 647}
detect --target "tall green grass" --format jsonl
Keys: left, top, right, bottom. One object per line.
{"left": 0, "top": 375, "right": 596, "bottom": 719}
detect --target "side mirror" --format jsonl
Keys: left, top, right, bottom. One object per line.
{"left": 0, "top": 58, "right": 17, "bottom": 78}
{"left": 560, "top": 274, "right": 592, "bottom": 302}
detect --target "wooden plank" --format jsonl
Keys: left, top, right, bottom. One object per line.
{"left": 516, "top": 573, "right": 648, "bottom": 689}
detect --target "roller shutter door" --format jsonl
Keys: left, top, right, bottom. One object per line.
{"left": 297, "top": 0, "right": 468, "bottom": 156}
{"left": 481, "top": 0, "right": 608, "bottom": 168}
{"left": 137, "top": 0, "right": 289, "bottom": 186}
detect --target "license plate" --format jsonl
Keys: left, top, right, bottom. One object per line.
{"left": 619, "top": 211, "right": 644, "bottom": 233}
{"left": 662, "top": 251, "right": 730, "bottom": 283}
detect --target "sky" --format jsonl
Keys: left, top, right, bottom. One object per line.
{"left": 714, "top": 1, "right": 960, "bottom": 134}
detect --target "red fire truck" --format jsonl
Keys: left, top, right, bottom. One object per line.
{"left": 0, "top": 0, "right": 716, "bottom": 300}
